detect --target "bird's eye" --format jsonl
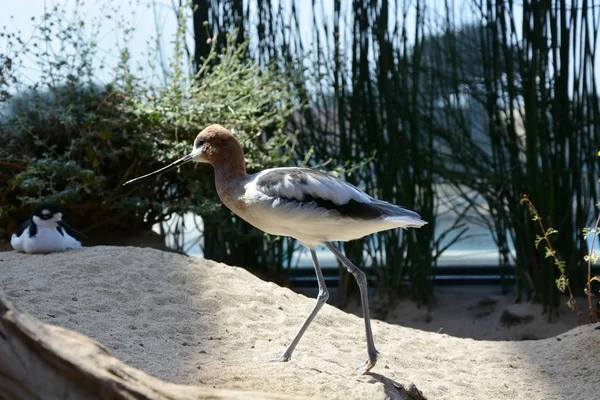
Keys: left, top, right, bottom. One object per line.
{"left": 196, "top": 140, "right": 205, "bottom": 147}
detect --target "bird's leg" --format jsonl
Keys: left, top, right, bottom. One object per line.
{"left": 271, "top": 248, "right": 329, "bottom": 363}
{"left": 325, "top": 242, "right": 377, "bottom": 374}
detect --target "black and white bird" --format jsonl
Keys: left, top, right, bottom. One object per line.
{"left": 10, "top": 203, "right": 86, "bottom": 254}
{"left": 124, "top": 124, "right": 427, "bottom": 374}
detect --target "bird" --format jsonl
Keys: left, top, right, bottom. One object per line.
{"left": 10, "top": 203, "right": 86, "bottom": 254}
{"left": 124, "top": 124, "right": 427, "bottom": 374}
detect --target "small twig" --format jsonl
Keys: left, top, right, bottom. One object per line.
{"left": 0, "top": 161, "right": 27, "bottom": 169}
{"left": 95, "top": 92, "right": 129, "bottom": 114}
{"left": 520, "top": 194, "right": 584, "bottom": 321}
{"left": 113, "top": 159, "right": 140, "bottom": 192}
{"left": 585, "top": 213, "right": 600, "bottom": 323}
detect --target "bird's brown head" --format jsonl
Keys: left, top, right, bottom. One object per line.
{"left": 123, "top": 124, "right": 245, "bottom": 186}
{"left": 191, "top": 124, "right": 245, "bottom": 172}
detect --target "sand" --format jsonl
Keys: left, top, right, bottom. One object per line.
{"left": 344, "top": 286, "right": 587, "bottom": 342}
{"left": 0, "top": 246, "right": 598, "bottom": 400}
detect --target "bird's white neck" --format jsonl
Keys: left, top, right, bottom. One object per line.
{"left": 32, "top": 215, "right": 60, "bottom": 228}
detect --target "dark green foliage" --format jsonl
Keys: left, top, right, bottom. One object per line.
{"left": 0, "top": 6, "right": 299, "bottom": 279}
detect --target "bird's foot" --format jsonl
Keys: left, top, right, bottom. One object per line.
{"left": 356, "top": 351, "right": 378, "bottom": 375}
{"left": 269, "top": 354, "right": 291, "bottom": 363}
{"left": 356, "top": 358, "right": 376, "bottom": 375}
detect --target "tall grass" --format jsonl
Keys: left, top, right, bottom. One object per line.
{"left": 189, "top": 0, "right": 599, "bottom": 310}
{"left": 431, "top": 0, "right": 600, "bottom": 312}
{"left": 191, "top": 0, "right": 473, "bottom": 303}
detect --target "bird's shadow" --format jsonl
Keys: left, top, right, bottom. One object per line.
{"left": 368, "top": 372, "right": 428, "bottom": 400}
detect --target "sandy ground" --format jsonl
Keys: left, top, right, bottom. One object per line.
{"left": 0, "top": 246, "right": 598, "bottom": 400}
{"left": 342, "top": 286, "right": 588, "bottom": 342}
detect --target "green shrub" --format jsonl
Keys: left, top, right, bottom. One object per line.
{"left": 0, "top": 3, "right": 298, "bottom": 263}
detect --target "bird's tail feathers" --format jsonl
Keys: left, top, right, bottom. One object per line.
{"left": 384, "top": 216, "right": 428, "bottom": 228}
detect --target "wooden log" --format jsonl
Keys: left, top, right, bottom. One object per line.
{"left": 0, "top": 293, "right": 301, "bottom": 400}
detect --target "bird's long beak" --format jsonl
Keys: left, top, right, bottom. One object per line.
{"left": 123, "top": 153, "right": 195, "bottom": 186}
{"left": 57, "top": 220, "right": 88, "bottom": 239}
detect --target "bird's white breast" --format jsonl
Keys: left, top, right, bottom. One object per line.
{"left": 12, "top": 226, "right": 82, "bottom": 254}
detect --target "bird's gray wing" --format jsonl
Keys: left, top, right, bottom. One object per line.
{"left": 255, "top": 168, "right": 422, "bottom": 221}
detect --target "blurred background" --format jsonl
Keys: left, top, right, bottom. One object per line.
{"left": 1, "top": 0, "right": 599, "bottom": 338}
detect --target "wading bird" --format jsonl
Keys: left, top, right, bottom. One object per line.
{"left": 11, "top": 203, "right": 86, "bottom": 254}
{"left": 124, "top": 124, "right": 426, "bottom": 374}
